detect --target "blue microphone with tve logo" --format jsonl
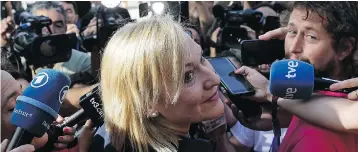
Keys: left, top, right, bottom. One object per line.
{"left": 6, "top": 69, "right": 70, "bottom": 151}
{"left": 269, "top": 60, "right": 358, "bottom": 99}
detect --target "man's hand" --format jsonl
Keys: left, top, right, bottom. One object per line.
{"left": 78, "top": 120, "right": 95, "bottom": 152}
{"left": 222, "top": 100, "right": 238, "bottom": 128}
{"left": 1, "top": 139, "right": 35, "bottom": 152}
{"left": 235, "top": 66, "right": 272, "bottom": 102}
{"left": 82, "top": 17, "right": 98, "bottom": 37}
{"left": 256, "top": 64, "right": 271, "bottom": 73}
{"left": 240, "top": 25, "right": 256, "bottom": 40}
{"left": 330, "top": 77, "right": 358, "bottom": 100}
{"left": 258, "top": 27, "right": 288, "bottom": 41}
{"left": 1, "top": 16, "right": 15, "bottom": 47}
{"left": 66, "top": 24, "right": 80, "bottom": 37}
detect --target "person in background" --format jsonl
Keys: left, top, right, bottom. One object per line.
{"left": 233, "top": 1, "right": 358, "bottom": 151}
{"left": 189, "top": 1, "right": 215, "bottom": 56}
{"left": 60, "top": 1, "right": 82, "bottom": 51}
{"left": 257, "top": 2, "right": 358, "bottom": 135}
{"left": 184, "top": 25, "right": 203, "bottom": 47}
{"left": 1, "top": 1, "right": 13, "bottom": 19}
{"left": 29, "top": 2, "right": 96, "bottom": 116}
{"left": 60, "top": 2, "right": 79, "bottom": 25}
{"left": 189, "top": 1, "right": 214, "bottom": 36}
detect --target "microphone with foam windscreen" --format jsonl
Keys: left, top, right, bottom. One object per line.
{"left": 6, "top": 69, "right": 70, "bottom": 151}
{"left": 269, "top": 59, "right": 358, "bottom": 99}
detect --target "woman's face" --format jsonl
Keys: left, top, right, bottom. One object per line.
{"left": 156, "top": 35, "right": 224, "bottom": 128}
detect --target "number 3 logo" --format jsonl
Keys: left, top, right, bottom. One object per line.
{"left": 31, "top": 72, "right": 49, "bottom": 88}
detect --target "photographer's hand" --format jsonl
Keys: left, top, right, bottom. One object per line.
{"left": 258, "top": 27, "right": 288, "bottom": 41}
{"left": 82, "top": 17, "right": 98, "bottom": 37}
{"left": 1, "top": 16, "right": 15, "bottom": 47}
{"left": 66, "top": 24, "right": 80, "bottom": 37}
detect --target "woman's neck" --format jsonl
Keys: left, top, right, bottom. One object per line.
{"left": 166, "top": 122, "right": 191, "bottom": 137}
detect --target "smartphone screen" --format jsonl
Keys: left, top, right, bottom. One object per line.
{"left": 208, "top": 57, "right": 254, "bottom": 95}
{"left": 241, "top": 39, "right": 284, "bottom": 66}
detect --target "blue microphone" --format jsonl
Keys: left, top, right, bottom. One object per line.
{"left": 269, "top": 59, "right": 314, "bottom": 99}
{"left": 6, "top": 69, "right": 70, "bottom": 151}
{"left": 269, "top": 60, "right": 358, "bottom": 99}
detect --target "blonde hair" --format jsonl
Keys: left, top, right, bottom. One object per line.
{"left": 100, "top": 15, "right": 188, "bottom": 152}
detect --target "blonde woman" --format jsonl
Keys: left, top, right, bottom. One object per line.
{"left": 99, "top": 15, "right": 225, "bottom": 152}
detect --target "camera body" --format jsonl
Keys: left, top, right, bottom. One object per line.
{"left": 214, "top": 4, "right": 264, "bottom": 53}
{"left": 82, "top": 6, "right": 134, "bottom": 52}
{"left": 9, "top": 15, "right": 74, "bottom": 66}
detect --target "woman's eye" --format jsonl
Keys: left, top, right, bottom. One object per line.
{"left": 184, "top": 71, "right": 195, "bottom": 83}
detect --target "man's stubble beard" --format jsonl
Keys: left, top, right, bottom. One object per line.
{"left": 284, "top": 53, "right": 337, "bottom": 79}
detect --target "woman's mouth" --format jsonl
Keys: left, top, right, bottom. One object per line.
{"left": 204, "top": 91, "right": 219, "bottom": 102}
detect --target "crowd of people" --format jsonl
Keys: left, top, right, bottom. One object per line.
{"left": 1, "top": 1, "right": 358, "bottom": 152}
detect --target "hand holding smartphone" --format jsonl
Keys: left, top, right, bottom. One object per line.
{"left": 208, "top": 57, "right": 255, "bottom": 96}
{"left": 208, "top": 57, "right": 262, "bottom": 117}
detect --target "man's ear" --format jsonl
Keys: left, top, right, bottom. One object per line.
{"left": 337, "top": 37, "right": 355, "bottom": 61}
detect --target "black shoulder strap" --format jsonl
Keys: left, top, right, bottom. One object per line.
{"left": 270, "top": 96, "right": 281, "bottom": 152}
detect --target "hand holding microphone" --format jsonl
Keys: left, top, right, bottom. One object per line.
{"left": 6, "top": 69, "right": 70, "bottom": 151}
{"left": 48, "top": 116, "right": 76, "bottom": 150}
{"left": 330, "top": 77, "right": 358, "bottom": 100}
{"left": 235, "top": 59, "right": 357, "bottom": 102}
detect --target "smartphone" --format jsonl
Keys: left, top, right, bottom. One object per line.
{"left": 208, "top": 57, "right": 255, "bottom": 96}
{"left": 208, "top": 57, "right": 262, "bottom": 117}
{"left": 240, "top": 39, "right": 285, "bottom": 66}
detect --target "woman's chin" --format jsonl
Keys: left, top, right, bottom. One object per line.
{"left": 201, "top": 101, "right": 225, "bottom": 121}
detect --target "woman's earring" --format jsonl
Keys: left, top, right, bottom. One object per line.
{"left": 150, "top": 112, "right": 158, "bottom": 118}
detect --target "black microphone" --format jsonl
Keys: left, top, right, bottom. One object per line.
{"left": 37, "top": 85, "right": 103, "bottom": 151}
{"left": 6, "top": 69, "right": 70, "bottom": 151}
{"left": 59, "top": 85, "right": 104, "bottom": 128}
{"left": 314, "top": 77, "right": 358, "bottom": 94}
